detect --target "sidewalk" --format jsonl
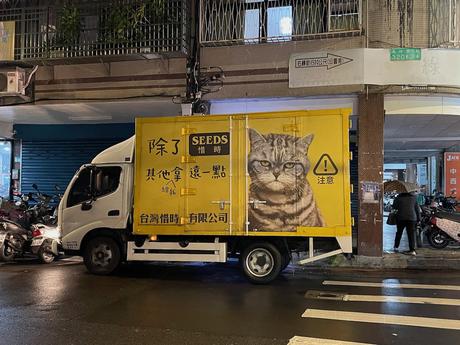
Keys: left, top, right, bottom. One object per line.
{"left": 294, "top": 217, "right": 460, "bottom": 270}
{"left": 302, "top": 248, "right": 460, "bottom": 270}
{"left": 294, "top": 247, "right": 460, "bottom": 270}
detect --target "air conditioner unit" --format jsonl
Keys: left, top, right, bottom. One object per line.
{"left": 0, "top": 67, "right": 26, "bottom": 95}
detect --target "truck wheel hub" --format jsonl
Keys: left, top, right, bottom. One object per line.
{"left": 92, "top": 244, "right": 112, "bottom": 266}
{"left": 246, "top": 248, "right": 274, "bottom": 277}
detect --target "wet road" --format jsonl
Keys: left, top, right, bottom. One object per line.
{"left": 0, "top": 259, "right": 459, "bottom": 345}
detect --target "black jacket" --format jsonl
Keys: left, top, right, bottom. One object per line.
{"left": 392, "top": 193, "right": 421, "bottom": 222}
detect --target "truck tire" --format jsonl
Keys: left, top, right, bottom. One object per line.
{"left": 83, "top": 237, "right": 121, "bottom": 275}
{"left": 240, "top": 242, "right": 282, "bottom": 284}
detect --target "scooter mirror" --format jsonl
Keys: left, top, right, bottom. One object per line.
{"left": 32, "top": 184, "right": 38, "bottom": 190}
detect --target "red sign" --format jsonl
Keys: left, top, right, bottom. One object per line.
{"left": 444, "top": 152, "right": 460, "bottom": 200}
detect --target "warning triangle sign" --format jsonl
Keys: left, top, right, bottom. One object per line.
{"left": 313, "top": 154, "right": 338, "bottom": 176}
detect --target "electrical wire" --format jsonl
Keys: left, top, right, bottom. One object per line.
{"left": 3, "top": 93, "right": 181, "bottom": 106}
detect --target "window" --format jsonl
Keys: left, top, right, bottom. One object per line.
{"left": 93, "top": 167, "right": 121, "bottom": 198}
{"left": 67, "top": 167, "right": 92, "bottom": 207}
{"left": 243, "top": 0, "right": 293, "bottom": 43}
{"left": 244, "top": 8, "right": 260, "bottom": 42}
{"left": 67, "top": 166, "right": 121, "bottom": 208}
{"left": 329, "top": 0, "right": 360, "bottom": 32}
{"left": 0, "top": 141, "right": 12, "bottom": 199}
{"left": 267, "top": 5, "right": 292, "bottom": 41}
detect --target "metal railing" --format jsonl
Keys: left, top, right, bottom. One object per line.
{"left": 430, "top": 0, "right": 459, "bottom": 47}
{"left": 0, "top": 0, "right": 189, "bottom": 60}
{"left": 200, "top": 0, "right": 362, "bottom": 46}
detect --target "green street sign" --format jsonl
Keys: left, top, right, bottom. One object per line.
{"left": 390, "top": 48, "right": 421, "bottom": 61}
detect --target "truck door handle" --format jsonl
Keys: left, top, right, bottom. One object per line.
{"left": 211, "top": 201, "right": 230, "bottom": 210}
{"left": 108, "top": 210, "right": 120, "bottom": 216}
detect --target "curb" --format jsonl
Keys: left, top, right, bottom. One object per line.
{"left": 294, "top": 252, "right": 460, "bottom": 270}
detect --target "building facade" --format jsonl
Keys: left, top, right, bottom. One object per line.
{"left": 1, "top": 0, "right": 460, "bottom": 256}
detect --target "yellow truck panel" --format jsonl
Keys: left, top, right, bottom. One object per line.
{"left": 134, "top": 109, "right": 351, "bottom": 238}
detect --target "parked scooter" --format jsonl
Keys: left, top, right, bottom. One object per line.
{"left": 0, "top": 219, "right": 31, "bottom": 261}
{"left": 30, "top": 223, "right": 61, "bottom": 263}
{"left": 0, "top": 216, "right": 61, "bottom": 263}
{"left": 0, "top": 184, "right": 62, "bottom": 263}
{"left": 425, "top": 209, "right": 460, "bottom": 249}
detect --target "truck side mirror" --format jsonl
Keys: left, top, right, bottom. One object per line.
{"left": 81, "top": 202, "right": 92, "bottom": 211}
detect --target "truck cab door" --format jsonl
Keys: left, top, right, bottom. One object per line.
{"left": 61, "top": 165, "right": 125, "bottom": 244}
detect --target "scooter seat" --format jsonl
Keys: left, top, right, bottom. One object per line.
{"left": 436, "top": 210, "right": 460, "bottom": 223}
{"left": 1, "top": 220, "right": 29, "bottom": 236}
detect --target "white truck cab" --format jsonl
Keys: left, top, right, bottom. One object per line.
{"left": 59, "top": 137, "right": 134, "bottom": 253}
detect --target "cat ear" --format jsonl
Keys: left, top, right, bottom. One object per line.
{"left": 298, "top": 134, "right": 314, "bottom": 149}
{"left": 248, "top": 128, "right": 266, "bottom": 146}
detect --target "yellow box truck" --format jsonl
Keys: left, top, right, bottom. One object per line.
{"left": 59, "top": 109, "right": 352, "bottom": 283}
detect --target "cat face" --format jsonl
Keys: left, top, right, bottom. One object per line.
{"left": 248, "top": 129, "right": 313, "bottom": 194}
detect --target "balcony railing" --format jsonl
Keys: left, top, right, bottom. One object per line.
{"left": 430, "top": 0, "right": 460, "bottom": 47}
{"left": 200, "top": 0, "right": 362, "bottom": 46}
{"left": 0, "top": 0, "right": 189, "bottom": 60}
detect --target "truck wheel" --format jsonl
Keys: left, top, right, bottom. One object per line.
{"left": 241, "top": 242, "right": 282, "bottom": 284}
{"left": 83, "top": 237, "right": 121, "bottom": 275}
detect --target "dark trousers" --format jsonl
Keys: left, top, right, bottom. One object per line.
{"left": 394, "top": 220, "right": 416, "bottom": 251}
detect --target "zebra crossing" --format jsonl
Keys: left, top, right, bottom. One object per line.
{"left": 287, "top": 279, "right": 460, "bottom": 344}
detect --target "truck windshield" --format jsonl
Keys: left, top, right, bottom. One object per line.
{"left": 67, "top": 167, "right": 92, "bottom": 207}
{"left": 67, "top": 166, "right": 121, "bottom": 208}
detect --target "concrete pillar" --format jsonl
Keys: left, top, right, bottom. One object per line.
{"left": 357, "top": 94, "right": 384, "bottom": 257}
{"left": 406, "top": 163, "right": 417, "bottom": 183}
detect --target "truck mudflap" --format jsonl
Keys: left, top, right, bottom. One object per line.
{"left": 298, "top": 236, "right": 352, "bottom": 265}
{"left": 127, "top": 239, "right": 227, "bottom": 263}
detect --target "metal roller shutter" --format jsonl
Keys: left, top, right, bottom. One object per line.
{"left": 21, "top": 139, "right": 122, "bottom": 198}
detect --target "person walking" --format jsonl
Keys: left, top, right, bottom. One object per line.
{"left": 392, "top": 191, "right": 421, "bottom": 255}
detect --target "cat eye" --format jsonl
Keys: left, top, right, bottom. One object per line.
{"left": 284, "top": 162, "right": 295, "bottom": 169}
{"left": 259, "top": 160, "right": 271, "bottom": 167}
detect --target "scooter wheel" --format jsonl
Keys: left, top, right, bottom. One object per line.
{"left": 0, "top": 244, "right": 15, "bottom": 262}
{"left": 38, "top": 246, "right": 56, "bottom": 264}
{"left": 427, "top": 230, "right": 450, "bottom": 249}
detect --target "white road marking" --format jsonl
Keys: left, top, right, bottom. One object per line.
{"left": 343, "top": 294, "right": 460, "bottom": 306}
{"left": 302, "top": 309, "right": 460, "bottom": 330}
{"left": 323, "top": 280, "right": 460, "bottom": 291}
{"left": 287, "top": 336, "right": 375, "bottom": 345}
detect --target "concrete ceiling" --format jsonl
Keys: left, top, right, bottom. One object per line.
{"left": 384, "top": 114, "right": 460, "bottom": 161}
{"left": 0, "top": 98, "right": 182, "bottom": 124}
{"left": 1, "top": 97, "right": 459, "bottom": 162}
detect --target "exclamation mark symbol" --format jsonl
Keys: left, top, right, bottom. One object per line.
{"left": 324, "top": 159, "right": 328, "bottom": 172}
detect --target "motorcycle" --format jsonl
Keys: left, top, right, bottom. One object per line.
{"left": 425, "top": 209, "right": 460, "bottom": 249}
{"left": 29, "top": 223, "right": 61, "bottom": 263}
{"left": 30, "top": 183, "right": 62, "bottom": 225}
{"left": 0, "top": 219, "right": 31, "bottom": 261}
{"left": 0, "top": 184, "right": 62, "bottom": 263}
{"left": 0, "top": 216, "right": 61, "bottom": 264}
